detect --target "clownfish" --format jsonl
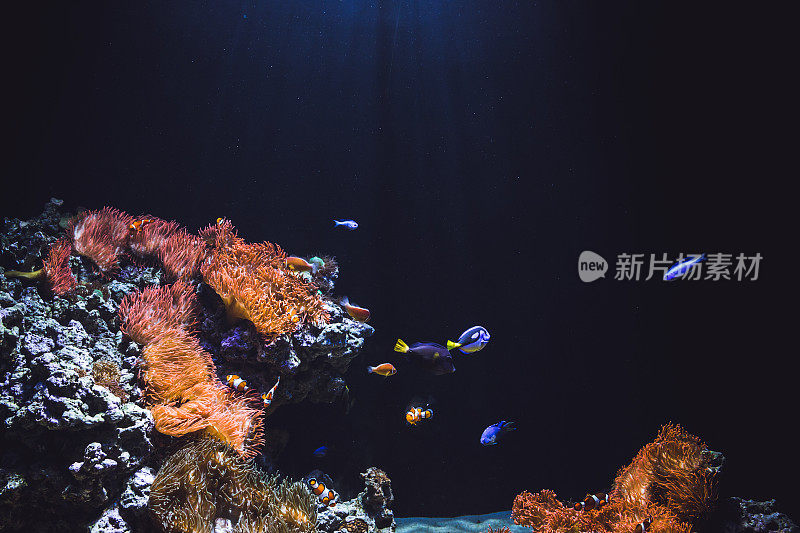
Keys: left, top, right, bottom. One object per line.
{"left": 634, "top": 518, "right": 652, "bottom": 533}
{"left": 226, "top": 374, "right": 249, "bottom": 392}
{"left": 129, "top": 218, "right": 154, "bottom": 233}
{"left": 307, "top": 478, "right": 337, "bottom": 507}
{"left": 405, "top": 406, "right": 434, "bottom": 426}
{"left": 339, "top": 296, "right": 370, "bottom": 322}
{"left": 573, "top": 492, "right": 609, "bottom": 511}
{"left": 262, "top": 376, "right": 280, "bottom": 407}
{"left": 367, "top": 363, "right": 396, "bottom": 377}
{"left": 286, "top": 256, "right": 315, "bottom": 273}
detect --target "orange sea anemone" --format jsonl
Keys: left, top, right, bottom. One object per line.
{"left": 119, "top": 281, "right": 264, "bottom": 458}
{"left": 512, "top": 424, "right": 717, "bottom": 533}
{"left": 70, "top": 207, "right": 134, "bottom": 273}
{"left": 43, "top": 239, "right": 77, "bottom": 295}
{"left": 200, "top": 218, "right": 329, "bottom": 342}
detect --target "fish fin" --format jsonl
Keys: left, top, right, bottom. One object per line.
{"left": 366, "top": 366, "right": 373, "bottom": 373}
{"left": 446, "top": 340, "right": 461, "bottom": 351}
{"left": 503, "top": 421, "right": 517, "bottom": 433}
{"left": 394, "top": 339, "right": 409, "bottom": 353}
{"left": 339, "top": 296, "right": 350, "bottom": 307}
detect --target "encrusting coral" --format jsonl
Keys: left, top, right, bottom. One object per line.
{"left": 511, "top": 424, "right": 718, "bottom": 533}
{"left": 149, "top": 436, "right": 316, "bottom": 533}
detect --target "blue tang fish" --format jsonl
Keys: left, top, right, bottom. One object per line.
{"left": 447, "top": 326, "right": 490, "bottom": 354}
{"left": 480, "top": 421, "right": 516, "bottom": 446}
{"left": 333, "top": 219, "right": 358, "bottom": 230}
{"left": 663, "top": 254, "right": 705, "bottom": 281}
{"left": 312, "top": 446, "right": 329, "bottom": 458}
{"left": 394, "top": 339, "right": 456, "bottom": 375}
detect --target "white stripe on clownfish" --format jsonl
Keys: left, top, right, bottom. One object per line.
{"left": 262, "top": 376, "right": 280, "bottom": 407}
{"left": 226, "top": 374, "right": 248, "bottom": 392}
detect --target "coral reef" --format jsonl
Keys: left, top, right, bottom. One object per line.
{"left": 713, "top": 497, "right": 799, "bottom": 533}
{"left": 0, "top": 203, "right": 154, "bottom": 531}
{"left": 148, "top": 437, "right": 316, "bottom": 533}
{"left": 71, "top": 207, "right": 135, "bottom": 273}
{"left": 200, "top": 218, "right": 329, "bottom": 342}
{"left": 0, "top": 200, "right": 375, "bottom": 532}
{"left": 316, "top": 468, "right": 396, "bottom": 533}
{"left": 612, "top": 423, "right": 720, "bottom": 522}
{"left": 511, "top": 424, "right": 718, "bottom": 533}
{"left": 119, "top": 281, "right": 264, "bottom": 458}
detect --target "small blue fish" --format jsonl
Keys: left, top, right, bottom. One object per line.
{"left": 447, "top": 326, "right": 490, "bottom": 354}
{"left": 333, "top": 219, "right": 358, "bottom": 230}
{"left": 480, "top": 421, "right": 516, "bottom": 446}
{"left": 663, "top": 254, "right": 705, "bottom": 281}
{"left": 312, "top": 446, "right": 329, "bottom": 458}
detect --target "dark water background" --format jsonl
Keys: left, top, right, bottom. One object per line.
{"left": 2, "top": 1, "right": 796, "bottom": 521}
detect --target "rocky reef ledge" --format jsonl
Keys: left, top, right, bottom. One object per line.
{"left": 0, "top": 200, "right": 382, "bottom": 532}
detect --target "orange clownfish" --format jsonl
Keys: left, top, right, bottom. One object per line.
{"left": 226, "top": 374, "right": 249, "bottom": 392}
{"left": 405, "top": 406, "right": 433, "bottom": 426}
{"left": 286, "top": 256, "right": 315, "bottom": 272}
{"left": 339, "top": 296, "right": 370, "bottom": 322}
{"left": 129, "top": 218, "right": 154, "bottom": 233}
{"left": 367, "top": 363, "right": 396, "bottom": 377}
{"left": 634, "top": 518, "right": 652, "bottom": 533}
{"left": 262, "top": 376, "right": 280, "bottom": 407}
{"left": 307, "top": 478, "right": 337, "bottom": 507}
{"left": 574, "top": 492, "right": 609, "bottom": 511}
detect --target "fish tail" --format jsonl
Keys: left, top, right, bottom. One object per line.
{"left": 446, "top": 340, "right": 461, "bottom": 351}
{"left": 503, "top": 421, "right": 517, "bottom": 432}
{"left": 394, "top": 339, "right": 409, "bottom": 353}
{"left": 366, "top": 366, "right": 374, "bottom": 373}
{"left": 333, "top": 220, "right": 342, "bottom": 226}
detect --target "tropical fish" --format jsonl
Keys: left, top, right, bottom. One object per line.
{"left": 663, "top": 254, "right": 705, "bottom": 281}
{"left": 480, "top": 420, "right": 516, "bottom": 446}
{"left": 394, "top": 339, "right": 456, "bottom": 375}
{"left": 128, "top": 218, "right": 154, "bottom": 233}
{"left": 367, "top": 363, "right": 397, "bottom": 377}
{"left": 573, "top": 492, "right": 610, "bottom": 511}
{"left": 226, "top": 374, "right": 249, "bottom": 392}
{"left": 312, "top": 446, "right": 329, "bottom": 458}
{"left": 340, "top": 385, "right": 356, "bottom": 415}
{"left": 309, "top": 256, "right": 326, "bottom": 272}
{"left": 447, "top": 326, "right": 490, "bottom": 354}
{"left": 405, "top": 406, "right": 434, "bottom": 426}
{"left": 339, "top": 296, "right": 370, "bottom": 322}
{"left": 307, "top": 477, "right": 338, "bottom": 507}
{"left": 333, "top": 219, "right": 358, "bottom": 230}
{"left": 286, "top": 256, "right": 315, "bottom": 273}
{"left": 634, "top": 518, "right": 652, "bottom": 533}
{"left": 262, "top": 376, "right": 280, "bottom": 407}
